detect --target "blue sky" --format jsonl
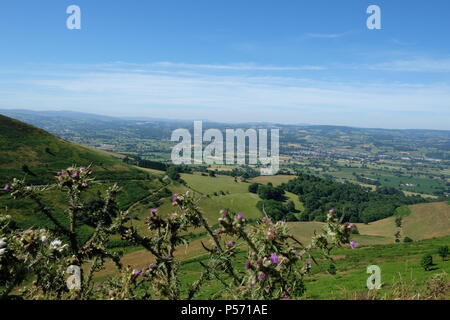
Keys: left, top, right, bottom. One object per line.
{"left": 0, "top": 0, "right": 450, "bottom": 129}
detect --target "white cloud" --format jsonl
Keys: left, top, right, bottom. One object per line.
{"left": 2, "top": 62, "right": 450, "bottom": 129}
{"left": 96, "top": 61, "right": 327, "bottom": 72}
{"left": 303, "top": 32, "right": 348, "bottom": 39}
{"left": 369, "top": 58, "right": 450, "bottom": 72}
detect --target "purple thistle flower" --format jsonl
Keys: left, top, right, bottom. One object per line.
{"left": 149, "top": 208, "right": 158, "bottom": 214}
{"left": 3, "top": 184, "right": 10, "bottom": 191}
{"left": 227, "top": 241, "right": 236, "bottom": 248}
{"left": 258, "top": 273, "right": 267, "bottom": 281}
{"left": 236, "top": 213, "right": 244, "bottom": 220}
{"left": 172, "top": 195, "right": 178, "bottom": 202}
{"left": 350, "top": 241, "right": 358, "bottom": 249}
{"left": 245, "top": 262, "right": 252, "bottom": 270}
{"left": 306, "top": 259, "right": 311, "bottom": 265}
{"left": 132, "top": 269, "right": 142, "bottom": 276}
{"left": 270, "top": 253, "right": 280, "bottom": 265}
{"left": 56, "top": 172, "right": 62, "bottom": 176}
{"left": 220, "top": 210, "right": 229, "bottom": 217}
{"left": 70, "top": 173, "right": 78, "bottom": 178}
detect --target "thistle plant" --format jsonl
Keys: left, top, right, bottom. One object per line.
{"left": 2, "top": 169, "right": 356, "bottom": 300}
{"left": 113, "top": 193, "right": 204, "bottom": 299}
{"left": 2, "top": 166, "right": 123, "bottom": 299}
{"left": 172, "top": 195, "right": 355, "bottom": 300}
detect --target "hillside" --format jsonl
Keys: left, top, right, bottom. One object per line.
{"left": 0, "top": 114, "right": 148, "bottom": 185}
{"left": 287, "top": 201, "right": 450, "bottom": 245}
{"left": 0, "top": 115, "right": 164, "bottom": 239}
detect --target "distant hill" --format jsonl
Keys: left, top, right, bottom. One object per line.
{"left": 0, "top": 114, "right": 148, "bottom": 185}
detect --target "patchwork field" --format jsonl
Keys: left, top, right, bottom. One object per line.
{"left": 103, "top": 201, "right": 450, "bottom": 287}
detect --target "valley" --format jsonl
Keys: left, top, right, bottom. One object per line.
{"left": 0, "top": 112, "right": 449, "bottom": 300}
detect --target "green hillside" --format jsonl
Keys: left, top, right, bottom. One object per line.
{"left": 0, "top": 114, "right": 148, "bottom": 185}
{"left": 0, "top": 115, "right": 163, "bottom": 240}
{"left": 287, "top": 201, "right": 450, "bottom": 245}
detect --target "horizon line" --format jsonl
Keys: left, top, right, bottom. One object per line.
{"left": 1, "top": 108, "right": 449, "bottom": 132}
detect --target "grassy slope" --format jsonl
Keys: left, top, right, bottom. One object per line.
{"left": 127, "top": 173, "right": 263, "bottom": 235}
{"left": 288, "top": 202, "right": 450, "bottom": 246}
{"left": 303, "top": 236, "right": 450, "bottom": 299}
{"left": 181, "top": 172, "right": 250, "bottom": 195}
{"left": 402, "top": 202, "right": 450, "bottom": 240}
{"left": 0, "top": 115, "right": 161, "bottom": 240}
{"left": 115, "top": 173, "right": 449, "bottom": 262}
{"left": 114, "top": 173, "right": 448, "bottom": 257}
{"left": 0, "top": 114, "right": 146, "bottom": 185}
{"left": 96, "top": 176, "right": 450, "bottom": 299}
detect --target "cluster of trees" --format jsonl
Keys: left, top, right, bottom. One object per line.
{"left": 136, "top": 159, "right": 168, "bottom": 171}
{"left": 256, "top": 200, "right": 298, "bottom": 221}
{"left": 249, "top": 183, "right": 298, "bottom": 221}
{"left": 282, "top": 173, "right": 428, "bottom": 223}
{"left": 165, "top": 165, "right": 190, "bottom": 181}
{"left": 249, "top": 183, "right": 286, "bottom": 201}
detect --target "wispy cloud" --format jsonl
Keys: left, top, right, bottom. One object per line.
{"left": 103, "top": 61, "right": 327, "bottom": 72}
{"left": 369, "top": 58, "right": 450, "bottom": 73}
{"left": 2, "top": 62, "right": 449, "bottom": 129}
{"left": 303, "top": 32, "right": 349, "bottom": 39}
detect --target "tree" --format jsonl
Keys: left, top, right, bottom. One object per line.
{"left": 403, "top": 236, "right": 413, "bottom": 243}
{"left": 257, "top": 185, "right": 285, "bottom": 201}
{"left": 438, "top": 246, "right": 449, "bottom": 261}
{"left": 394, "top": 231, "right": 401, "bottom": 243}
{"left": 421, "top": 254, "right": 433, "bottom": 271}
{"left": 286, "top": 200, "right": 296, "bottom": 213}
{"left": 327, "top": 264, "right": 337, "bottom": 275}
{"left": 248, "top": 183, "right": 259, "bottom": 194}
{"left": 395, "top": 217, "right": 402, "bottom": 228}
{"left": 166, "top": 166, "right": 181, "bottom": 181}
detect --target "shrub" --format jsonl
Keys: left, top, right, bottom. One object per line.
{"left": 248, "top": 183, "right": 260, "bottom": 194}
{"left": 166, "top": 166, "right": 181, "bottom": 181}
{"left": 395, "top": 217, "right": 402, "bottom": 228}
{"left": 437, "top": 246, "right": 449, "bottom": 261}
{"left": 421, "top": 254, "right": 433, "bottom": 271}
{"left": 327, "top": 264, "right": 337, "bottom": 275}
{"left": 403, "top": 237, "right": 413, "bottom": 243}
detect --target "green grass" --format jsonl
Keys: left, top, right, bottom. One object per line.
{"left": 285, "top": 191, "right": 304, "bottom": 211}
{"left": 197, "top": 192, "right": 262, "bottom": 221}
{"left": 0, "top": 114, "right": 149, "bottom": 185}
{"left": 250, "top": 175, "right": 296, "bottom": 186}
{"left": 395, "top": 205, "right": 411, "bottom": 218}
{"left": 303, "top": 236, "right": 450, "bottom": 299}
{"left": 176, "top": 236, "right": 450, "bottom": 300}
{"left": 181, "top": 173, "right": 250, "bottom": 195}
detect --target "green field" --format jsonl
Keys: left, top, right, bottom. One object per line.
{"left": 181, "top": 172, "right": 250, "bottom": 195}
{"left": 172, "top": 236, "right": 450, "bottom": 300}
{"left": 303, "top": 236, "right": 450, "bottom": 299}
